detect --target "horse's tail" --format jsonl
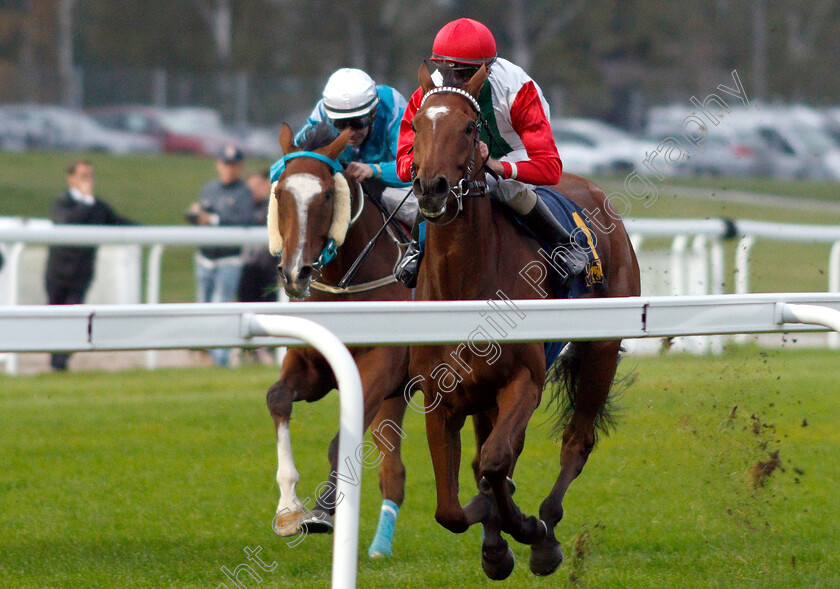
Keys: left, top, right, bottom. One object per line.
{"left": 543, "top": 343, "right": 632, "bottom": 440}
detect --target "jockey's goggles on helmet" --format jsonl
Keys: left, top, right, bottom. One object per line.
{"left": 430, "top": 58, "right": 495, "bottom": 86}
{"left": 331, "top": 113, "right": 374, "bottom": 130}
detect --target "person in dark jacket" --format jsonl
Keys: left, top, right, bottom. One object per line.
{"left": 45, "top": 159, "right": 135, "bottom": 371}
{"left": 187, "top": 145, "right": 254, "bottom": 366}
{"left": 238, "top": 169, "right": 278, "bottom": 304}
{"left": 238, "top": 169, "right": 279, "bottom": 364}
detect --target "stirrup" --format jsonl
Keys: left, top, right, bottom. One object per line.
{"left": 552, "top": 244, "right": 588, "bottom": 286}
{"left": 394, "top": 241, "right": 422, "bottom": 288}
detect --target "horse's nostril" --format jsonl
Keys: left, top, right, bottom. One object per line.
{"left": 412, "top": 178, "right": 425, "bottom": 196}
{"left": 279, "top": 266, "right": 296, "bottom": 287}
{"left": 298, "top": 265, "right": 313, "bottom": 282}
{"left": 433, "top": 176, "right": 450, "bottom": 197}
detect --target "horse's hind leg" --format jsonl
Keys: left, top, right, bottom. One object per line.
{"left": 530, "top": 340, "right": 620, "bottom": 576}
{"left": 267, "top": 350, "right": 334, "bottom": 536}
{"left": 367, "top": 394, "right": 409, "bottom": 558}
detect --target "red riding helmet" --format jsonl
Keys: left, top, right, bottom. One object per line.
{"left": 431, "top": 18, "right": 497, "bottom": 66}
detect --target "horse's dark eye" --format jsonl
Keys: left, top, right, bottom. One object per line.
{"left": 325, "top": 190, "right": 334, "bottom": 201}
{"left": 465, "top": 122, "right": 476, "bottom": 134}
{"left": 410, "top": 121, "right": 416, "bottom": 132}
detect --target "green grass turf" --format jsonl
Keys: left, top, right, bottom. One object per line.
{"left": 1, "top": 348, "right": 839, "bottom": 588}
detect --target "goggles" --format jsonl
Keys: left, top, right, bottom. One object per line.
{"left": 331, "top": 114, "right": 375, "bottom": 130}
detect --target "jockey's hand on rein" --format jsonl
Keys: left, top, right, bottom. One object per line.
{"left": 479, "top": 141, "right": 505, "bottom": 176}
{"left": 344, "top": 162, "right": 374, "bottom": 183}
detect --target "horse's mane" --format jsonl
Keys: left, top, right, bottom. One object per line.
{"left": 297, "top": 121, "right": 339, "bottom": 152}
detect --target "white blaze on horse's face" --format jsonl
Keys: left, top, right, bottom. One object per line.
{"left": 425, "top": 106, "right": 450, "bottom": 131}
{"left": 282, "top": 172, "right": 323, "bottom": 275}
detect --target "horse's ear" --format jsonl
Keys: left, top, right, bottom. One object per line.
{"left": 418, "top": 61, "right": 435, "bottom": 94}
{"left": 278, "top": 123, "right": 297, "bottom": 155}
{"left": 464, "top": 65, "right": 488, "bottom": 99}
{"left": 320, "top": 128, "right": 350, "bottom": 161}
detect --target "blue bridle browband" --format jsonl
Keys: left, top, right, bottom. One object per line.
{"left": 269, "top": 151, "right": 343, "bottom": 182}
{"left": 269, "top": 150, "right": 346, "bottom": 273}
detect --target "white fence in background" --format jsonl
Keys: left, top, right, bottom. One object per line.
{"left": 4, "top": 216, "right": 840, "bottom": 372}
{"left": 2, "top": 294, "right": 840, "bottom": 589}
{"left": 0, "top": 218, "right": 277, "bottom": 373}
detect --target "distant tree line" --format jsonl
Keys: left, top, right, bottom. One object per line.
{"left": 1, "top": 0, "right": 838, "bottom": 128}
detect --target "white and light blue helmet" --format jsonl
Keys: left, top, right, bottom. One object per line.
{"left": 322, "top": 68, "right": 379, "bottom": 120}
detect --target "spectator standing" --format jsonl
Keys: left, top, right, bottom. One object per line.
{"left": 187, "top": 145, "right": 254, "bottom": 366}
{"left": 45, "top": 159, "right": 135, "bottom": 371}
{"left": 239, "top": 169, "right": 278, "bottom": 305}
{"left": 239, "top": 169, "right": 279, "bottom": 364}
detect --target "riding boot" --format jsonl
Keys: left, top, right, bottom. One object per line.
{"left": 394, "top": 219, "right": 423, "bottom": 288}
{"left": 517, "top": 193, "right": 589, "bottom": 287}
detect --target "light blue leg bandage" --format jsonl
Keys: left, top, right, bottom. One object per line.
{"left": 367, "top": 499, "right": 399, "bottom": 558}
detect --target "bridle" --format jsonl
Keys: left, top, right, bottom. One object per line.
{"left": 411, "top": 86, "right": 490, "bottom": 225}
{"left": 270, "top": 150, "right": 363, "bottom": 282}
{"left": 271, "top": 149, "right": 400, "bottom": 293}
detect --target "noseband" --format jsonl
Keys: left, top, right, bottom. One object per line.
{"left": 411, "top": 86, "right": 489, "bottom": 224}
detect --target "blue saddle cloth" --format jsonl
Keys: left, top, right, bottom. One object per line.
{"left": 527, "top": 187, "right": 606, "bottom": 370}
{"left": 417, "top": 186, "right": 606, "bottom": 372}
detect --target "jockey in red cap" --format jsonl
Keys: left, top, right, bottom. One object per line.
{"left": 394, "top": 18, "right": 587, "bottom": 289}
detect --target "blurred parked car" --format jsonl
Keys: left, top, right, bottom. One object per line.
{"left": 646, "top": 126, "right": 774, "bottom": 179}
{"left": 0, "top": 110, "right": 29, "bottom": 151}
{"left": 733, "top": 108, "right": 840, "bottom": 181}
{"left": 232, "top": 125, "right": 282, "bottom": 159}
{"left": 552, "top": 118, "right": 660, "bottom": 176}
{"left": 646, "top": 104, "right": 840, "bottom": 181}
{"left": 158, "top": 107, "right": 245, "bottom": 156}
{"left": 88, "top": 105, "right": 244, "bottom": 156}
{"left": 823, "top": 108, "right": 840, "bottom": 148}
{"left": 0, "top": 104, "right": 160, "bottom": 154}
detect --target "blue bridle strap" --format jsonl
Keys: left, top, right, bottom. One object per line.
{"left": 269, "top": 150, "right": 346, "bottom": 276}
{"left": 270, "top": 151, "right": 343, "bottom": 182}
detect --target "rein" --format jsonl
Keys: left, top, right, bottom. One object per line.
{"left": 413, "top": 86, "right": 490, "bottom": 225}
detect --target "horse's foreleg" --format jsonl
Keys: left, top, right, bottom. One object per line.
{"left": 425, "top": 401, "right": 471, "bottom": 533}
{"left": 267, "top": 351, "right": 333, "bottom": 536}
{"left": 367, "top": 393, "right": 409, "bottom": 558}
{"left": 531, "top": 340, "right": 620, "bottom": 576}
{"left": 470, "top": 411, "right": 494, "bottom": 487}
{"left": 480, "top": 369, "right": 546, "bottom": 546}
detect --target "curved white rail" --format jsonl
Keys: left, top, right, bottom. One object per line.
{"left": 245, "top": 314, "right": 363, "bottom": 589}
{"left": 778, "top": 303, "right": 840, "bottom": 333}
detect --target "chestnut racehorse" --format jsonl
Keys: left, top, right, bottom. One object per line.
{"left": 408, "top": 64, "right": 641, "bottom": 579}
{"left": 266, "top": 122, "right": 411, "bottom": 557}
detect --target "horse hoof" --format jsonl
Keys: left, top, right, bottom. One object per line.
{"left": 272, "top": 510, "right": 306, "bottom": 536}
{"left": 482, "top": 542, "right": 515, "bottom": 581}
{"left": 302, "top": 508, "right": 334, "bottom": 534}
{"left": 506, "top": 476, "right": 516, "bottom": 495}
{"left": 529, "top": 539, "right": 564, "bottom": 577}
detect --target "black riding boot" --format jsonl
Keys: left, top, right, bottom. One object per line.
{"left": 394, "top": 220, "right": 423, "bottom": 288}
{"left": 518, "top": 195, "right": 589, "bottom": 287}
